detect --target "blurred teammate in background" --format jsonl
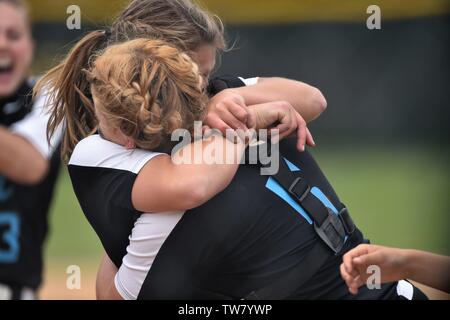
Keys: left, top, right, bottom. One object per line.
{"left": 0, "top": 0, "right": 61, "bottom": 300}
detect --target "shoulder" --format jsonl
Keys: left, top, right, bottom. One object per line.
{"left": 69, "top": 135, "right": 165, "bottom": 174}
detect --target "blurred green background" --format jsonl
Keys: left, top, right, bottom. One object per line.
{"left": 22, "top": 0, "right": 449, "bottom": 297}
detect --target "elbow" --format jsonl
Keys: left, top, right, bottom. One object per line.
{"left": 182, "top": 172, "right": 225, "bottom": 210}
{"left": 303, "top": 87, "right": 327, "bottom": 122}
{"left": 183, "top": 184, "right": 210, "bottom": 210}
{"left": 316, "top": 88, "right": 328, "bottom": 113}
{"left": 310, "top": 87, "right": 327, "bottom": 117}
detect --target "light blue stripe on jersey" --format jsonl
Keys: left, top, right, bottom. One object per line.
{"left": 265, "top": 158, "right": 339, "bottom": 225}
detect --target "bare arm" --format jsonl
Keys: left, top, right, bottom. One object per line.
{"left": 0, "top": 126, "right": 49, "bottom": 184}
{"left": 247, "top": 101, "right": 315, "bottom": 151}
{"left": 404, "top": 249, "right": 450, "bottom": 293}
{"left": 132, "top": 134, "right": 248, "bottom": 213}
{"left": 96, "top": 253, "right": 122, "bottom": 300}
{"left": 235, "top": 77, "right": 327, "bottom": 123}
{"left": 205, "top": 77, "right": 324, "bottom": 150}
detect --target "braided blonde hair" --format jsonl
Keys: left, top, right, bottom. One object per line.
{"left": 85, "top": 39, "right": 207, "bottom": 152}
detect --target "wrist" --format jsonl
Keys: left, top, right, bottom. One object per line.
{"left": 401, "top": 249, "right": 416, "bottom": 279}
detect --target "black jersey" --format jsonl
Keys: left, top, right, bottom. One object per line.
{"left": 137, "top": 139, "right": 425, "bottom": 300}
{"left": 0, "top": 80, "right": 61, "bottom": 290}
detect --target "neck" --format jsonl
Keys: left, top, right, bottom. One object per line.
{"left": 98, "top": 129, "right": 127, "bottom": 147}
{"left": 99, "top": 128, "right": 135, "bottom": 149}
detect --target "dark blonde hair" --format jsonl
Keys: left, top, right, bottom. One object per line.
{"left": 86, "top": 39, "right": 207, "bottom": 152}
{"left": 36, "top": 0, "right": 225, "bottom": 161}
{"left": 111, "top": 0, "right": 225, "bottom": 51}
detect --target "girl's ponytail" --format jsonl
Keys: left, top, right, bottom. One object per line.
{"left": 35, "top": 30, "right": 108, "bottom": 161}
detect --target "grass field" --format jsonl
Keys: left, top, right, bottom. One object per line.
{"left": 40, "top": 145, "right": 450, "bottom": 299}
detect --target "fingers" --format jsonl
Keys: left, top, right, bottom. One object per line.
{"left": 352, "top": 250, "right": 383, "bottom": 270}
{"left": 340, "top": 244, "right": 381, "bottom": 296}
{"left": 204, "top": 116, "right": 232, "bottom": 136}
{"left": 269, "top": 107, "right": 312, "bottom": 152}
{"left": 305, "top": 127, "right": 316, "bottom": 147}
{"left": 342, "top": 251, "right": 355, "bottom": 276}
{"left": 246, "top": 107, "right": 257, "bottom": 129}
{"left": 207, "top": 98, "right": 315, "bottom": 151}
{"left": 340, "top": 262, "right": 353, "bottom": 285}
{"left": 353, "top": 255, "right": 369, "bottom": 267}
{"left": 340, "top": 263, "right": 359, "bottom": 295}
{"left": 340, "top": 262, "right": 365, "bottom": 295}
{"left": 206, "top": 106, "right": 248, "bottom": 132}
{"left": 226, "top": 102, "right": 249, "bottom": 125}
{"left": 342, "top": 244, "right": 371, "bottom": 276}
{"left": 348, "top": 275, "right": 364, "bottom": 295}
{"left": 221, "top": 109, "right": 249, "bottom": 131}
{"left": 270, "top": 109, "right": 292, "bottom": 143}
{"left": 287, "top": 108, "right": 298, "bottom": 138}
{"left": 206, "top": 90, "right": 250, "bottom": 132}
{"left": 295, "top": 112, "right": 306, "bottom": 152}
{"left": 270, "top": 128, "right": 280, "bottom": 144}
{"left": 273, "top": 105, "right": 296, "bottom": 141}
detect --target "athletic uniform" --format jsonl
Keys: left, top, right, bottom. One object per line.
{"left": 0, "top": 79, "right": 61, "bottom": 300}
{"left": 68, "top": 77, "right": 426, "bottom": 300}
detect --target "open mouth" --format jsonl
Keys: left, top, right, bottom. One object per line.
{"left": 0, "top": 57, "right": 14, "bottom": 75}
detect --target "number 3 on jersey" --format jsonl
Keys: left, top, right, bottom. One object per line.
{"left": 0, "top": 212, "right": 20, "bottom": 263}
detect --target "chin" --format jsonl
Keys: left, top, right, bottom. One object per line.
{"left": 0, "top": 77, "right": 23, "bottom": 98}
{"left": 0, "top": 86, "right": 16, "bottom": 98}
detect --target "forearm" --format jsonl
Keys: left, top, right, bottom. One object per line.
{"left": 133, "top": 135, "right": 248, "bottom": 212}
{"left": 0, "top": 126, "right": 49, "bottom": 184}
{"left": 171, "top": 135, "right": 247, "bottom": 207}
{"left": 234, "top": 77, "right": 327, "bottom": 122}
{"left": 96, "top": 253, "right": 122, "bottom": 300}
{"left": 404, "top": 249, "right": 450, "bottom": 293}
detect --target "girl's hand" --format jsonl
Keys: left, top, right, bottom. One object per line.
{"left": 204, "top": 89, "right": 256, "bottom": 134}
{"left": 340, "top": 244, "right": 409, "bottom": 295}
{"left": 248, "top": 101, "right": 315, "bottom": 151}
